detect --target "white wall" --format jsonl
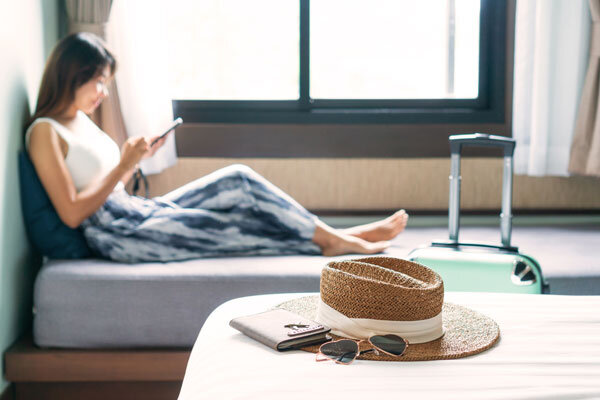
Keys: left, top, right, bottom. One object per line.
{"left": 0, "top": 0, "right": 59, "bottom": 393}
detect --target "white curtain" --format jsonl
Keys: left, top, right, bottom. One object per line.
{"left": 107, "top": 0, "right": 177, "bottom": 175}
{"left": 512, "top": 0, "right": 590, "bottom": 176}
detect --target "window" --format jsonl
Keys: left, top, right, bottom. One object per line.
{"left": 168, "top": 0, "right": 508, "bottom": 125}
{"left": 167, "top": 0, "right": 299, "bottom": 101}
{"left": 310, "top": 0, "right": 480, "bottom": 100}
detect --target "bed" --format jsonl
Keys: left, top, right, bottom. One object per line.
{"left": 178, "top": 292, "right": 600, "bottom": 400}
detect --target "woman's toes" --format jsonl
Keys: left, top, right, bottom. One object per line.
{"left": 394, "top": 209, "right": 407, "bottom": 218}
{"left": 400, "top": 213, "right": 409, "bottom": 225}
{"left": 391, "top": 210, "right": 407, "bottom": 224}
{"left": 391, "top": 213, "right": 409, "bottom": 235}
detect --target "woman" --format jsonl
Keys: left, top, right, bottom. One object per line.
{"left": 25, "top": 32, "right": 409, "bottom": 263}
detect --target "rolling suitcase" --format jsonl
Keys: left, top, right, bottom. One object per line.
{"left": 407, "top": 133, "right": 549, "bottom": 294}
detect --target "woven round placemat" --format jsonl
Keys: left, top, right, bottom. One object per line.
{"left": 276, "top": 295, "right": 500, "bottom": 361}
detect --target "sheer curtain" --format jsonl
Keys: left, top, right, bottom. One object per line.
{"left": 512, "top": 0, "right": 590, "bottom": 176}
{"left": 107, "top": 0, "right": 177, "bottom": 175}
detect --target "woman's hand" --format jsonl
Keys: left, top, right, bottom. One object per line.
{"left": 119, "top": 136, "right": 150, "bottom": 171}
{"left": 143, "top": 134, "right": 168, "bottom": 159}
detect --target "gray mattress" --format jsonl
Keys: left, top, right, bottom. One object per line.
{"left": 33, "top": 224, "right": 600, "bottom": 348}
{"left": 33, "top": 255, "right": 329, "bottom": 348}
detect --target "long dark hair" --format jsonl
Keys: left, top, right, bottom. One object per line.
{"left": 28, "top": 32, "right": 117, "bottom": 128}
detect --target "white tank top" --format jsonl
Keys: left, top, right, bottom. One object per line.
{"left": 25, "top": 112, "right": 122, "bottom": 192}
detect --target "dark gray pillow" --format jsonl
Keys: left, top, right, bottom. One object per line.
{"left": 18, "top": 151, "right": 91, "bottom": 259}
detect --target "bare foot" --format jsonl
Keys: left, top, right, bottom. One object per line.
{"left": 321, "top": 235, "right": 390, "bottom": 257}
{"left": 342, "top": 210, "right": 409, "bottom": 242}
{"left": 312, "top": 220, "right": 390, "bottom": 256}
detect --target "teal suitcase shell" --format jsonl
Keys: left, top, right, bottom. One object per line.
{"left": 408, "top": 243, "right": 547, "bottom": 294}
{"left": 407, "top": 134, "right": 549, "bottom": 294}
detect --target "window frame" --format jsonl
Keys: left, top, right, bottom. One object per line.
{"left": 173, "top": 0, "right": 507, "bottom": 125}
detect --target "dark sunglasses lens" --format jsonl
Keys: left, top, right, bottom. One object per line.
{"left": 320, "top": 339, "right": 359, "bottom": 363}
{"left": 370, "top": 334, "right": 407, "bottom": 356}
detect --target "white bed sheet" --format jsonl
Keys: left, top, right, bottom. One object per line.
{"left": 178, "top": 292, "right": 600, "bottom": 400}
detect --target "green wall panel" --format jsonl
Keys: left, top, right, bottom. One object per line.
{"left": 0, "top": 0, "right": 59, "bottom": 393}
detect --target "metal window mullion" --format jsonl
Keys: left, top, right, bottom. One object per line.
{"left": 447, "top": 0, "right": 456, "bottom": 96}
{"left": 478, "top": 0, "right": 492, "bottom": 109}
{"left": 300, "top": 0, "right": 310, "bottom": 110}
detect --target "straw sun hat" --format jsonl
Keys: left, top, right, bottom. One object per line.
{"left": 277, "top": 257, "right": 500, "bottom": 361}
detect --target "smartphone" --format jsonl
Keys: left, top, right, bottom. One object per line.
{"left": 151, "top": 117, "right": 183, "bottom": 146}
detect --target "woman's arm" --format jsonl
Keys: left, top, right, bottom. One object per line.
{"left": 28, "top": 122, "right": 148, "bottom": 228}
{"left": 120, "top": 165, "right": 137, "bottom": 186}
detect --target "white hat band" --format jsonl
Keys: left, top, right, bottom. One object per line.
{"left": 316, "top": 299, "right": 444, "bottom": 344}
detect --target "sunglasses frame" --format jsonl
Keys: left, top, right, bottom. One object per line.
{"left": 316, "top": 335, "right": 408, "bottom": 365}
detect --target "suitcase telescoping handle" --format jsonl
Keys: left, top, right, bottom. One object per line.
{"left": 448, "top": 133, "right": 516, "bottom": 248}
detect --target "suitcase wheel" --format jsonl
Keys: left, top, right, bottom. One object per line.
{"left": 511, "top": 261, "right": 537, "bottom": 286}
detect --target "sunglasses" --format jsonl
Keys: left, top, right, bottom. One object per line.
{"left": 316, "top": 334, "right": 408, "bottom": 365}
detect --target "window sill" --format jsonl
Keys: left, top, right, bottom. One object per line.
{"left": 173, "top": 103, "right": 505, "bottom": 125}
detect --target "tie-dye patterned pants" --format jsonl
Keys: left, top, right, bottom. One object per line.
{"left": 81, "top": 164, "right": 321, "bottom": 263}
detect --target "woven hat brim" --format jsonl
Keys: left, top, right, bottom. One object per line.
{"left": 276, "top": 295, "right": 500, "bottom": 361}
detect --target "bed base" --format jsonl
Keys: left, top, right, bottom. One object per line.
{"left": 4, "top": 335, "right": 190, "bottom": 400}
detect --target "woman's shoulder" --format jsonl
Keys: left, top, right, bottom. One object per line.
{"left": 27, "top": 117, "right": 57, "bottom": 133}
{"left": 26, "top": 116, "right": 67, "bottom": 138}
{"left": 26, "top": 119, "right": 56, "bottom": 145}
{"left": 26, "top": 118, "right": 68, "bottom": 153}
